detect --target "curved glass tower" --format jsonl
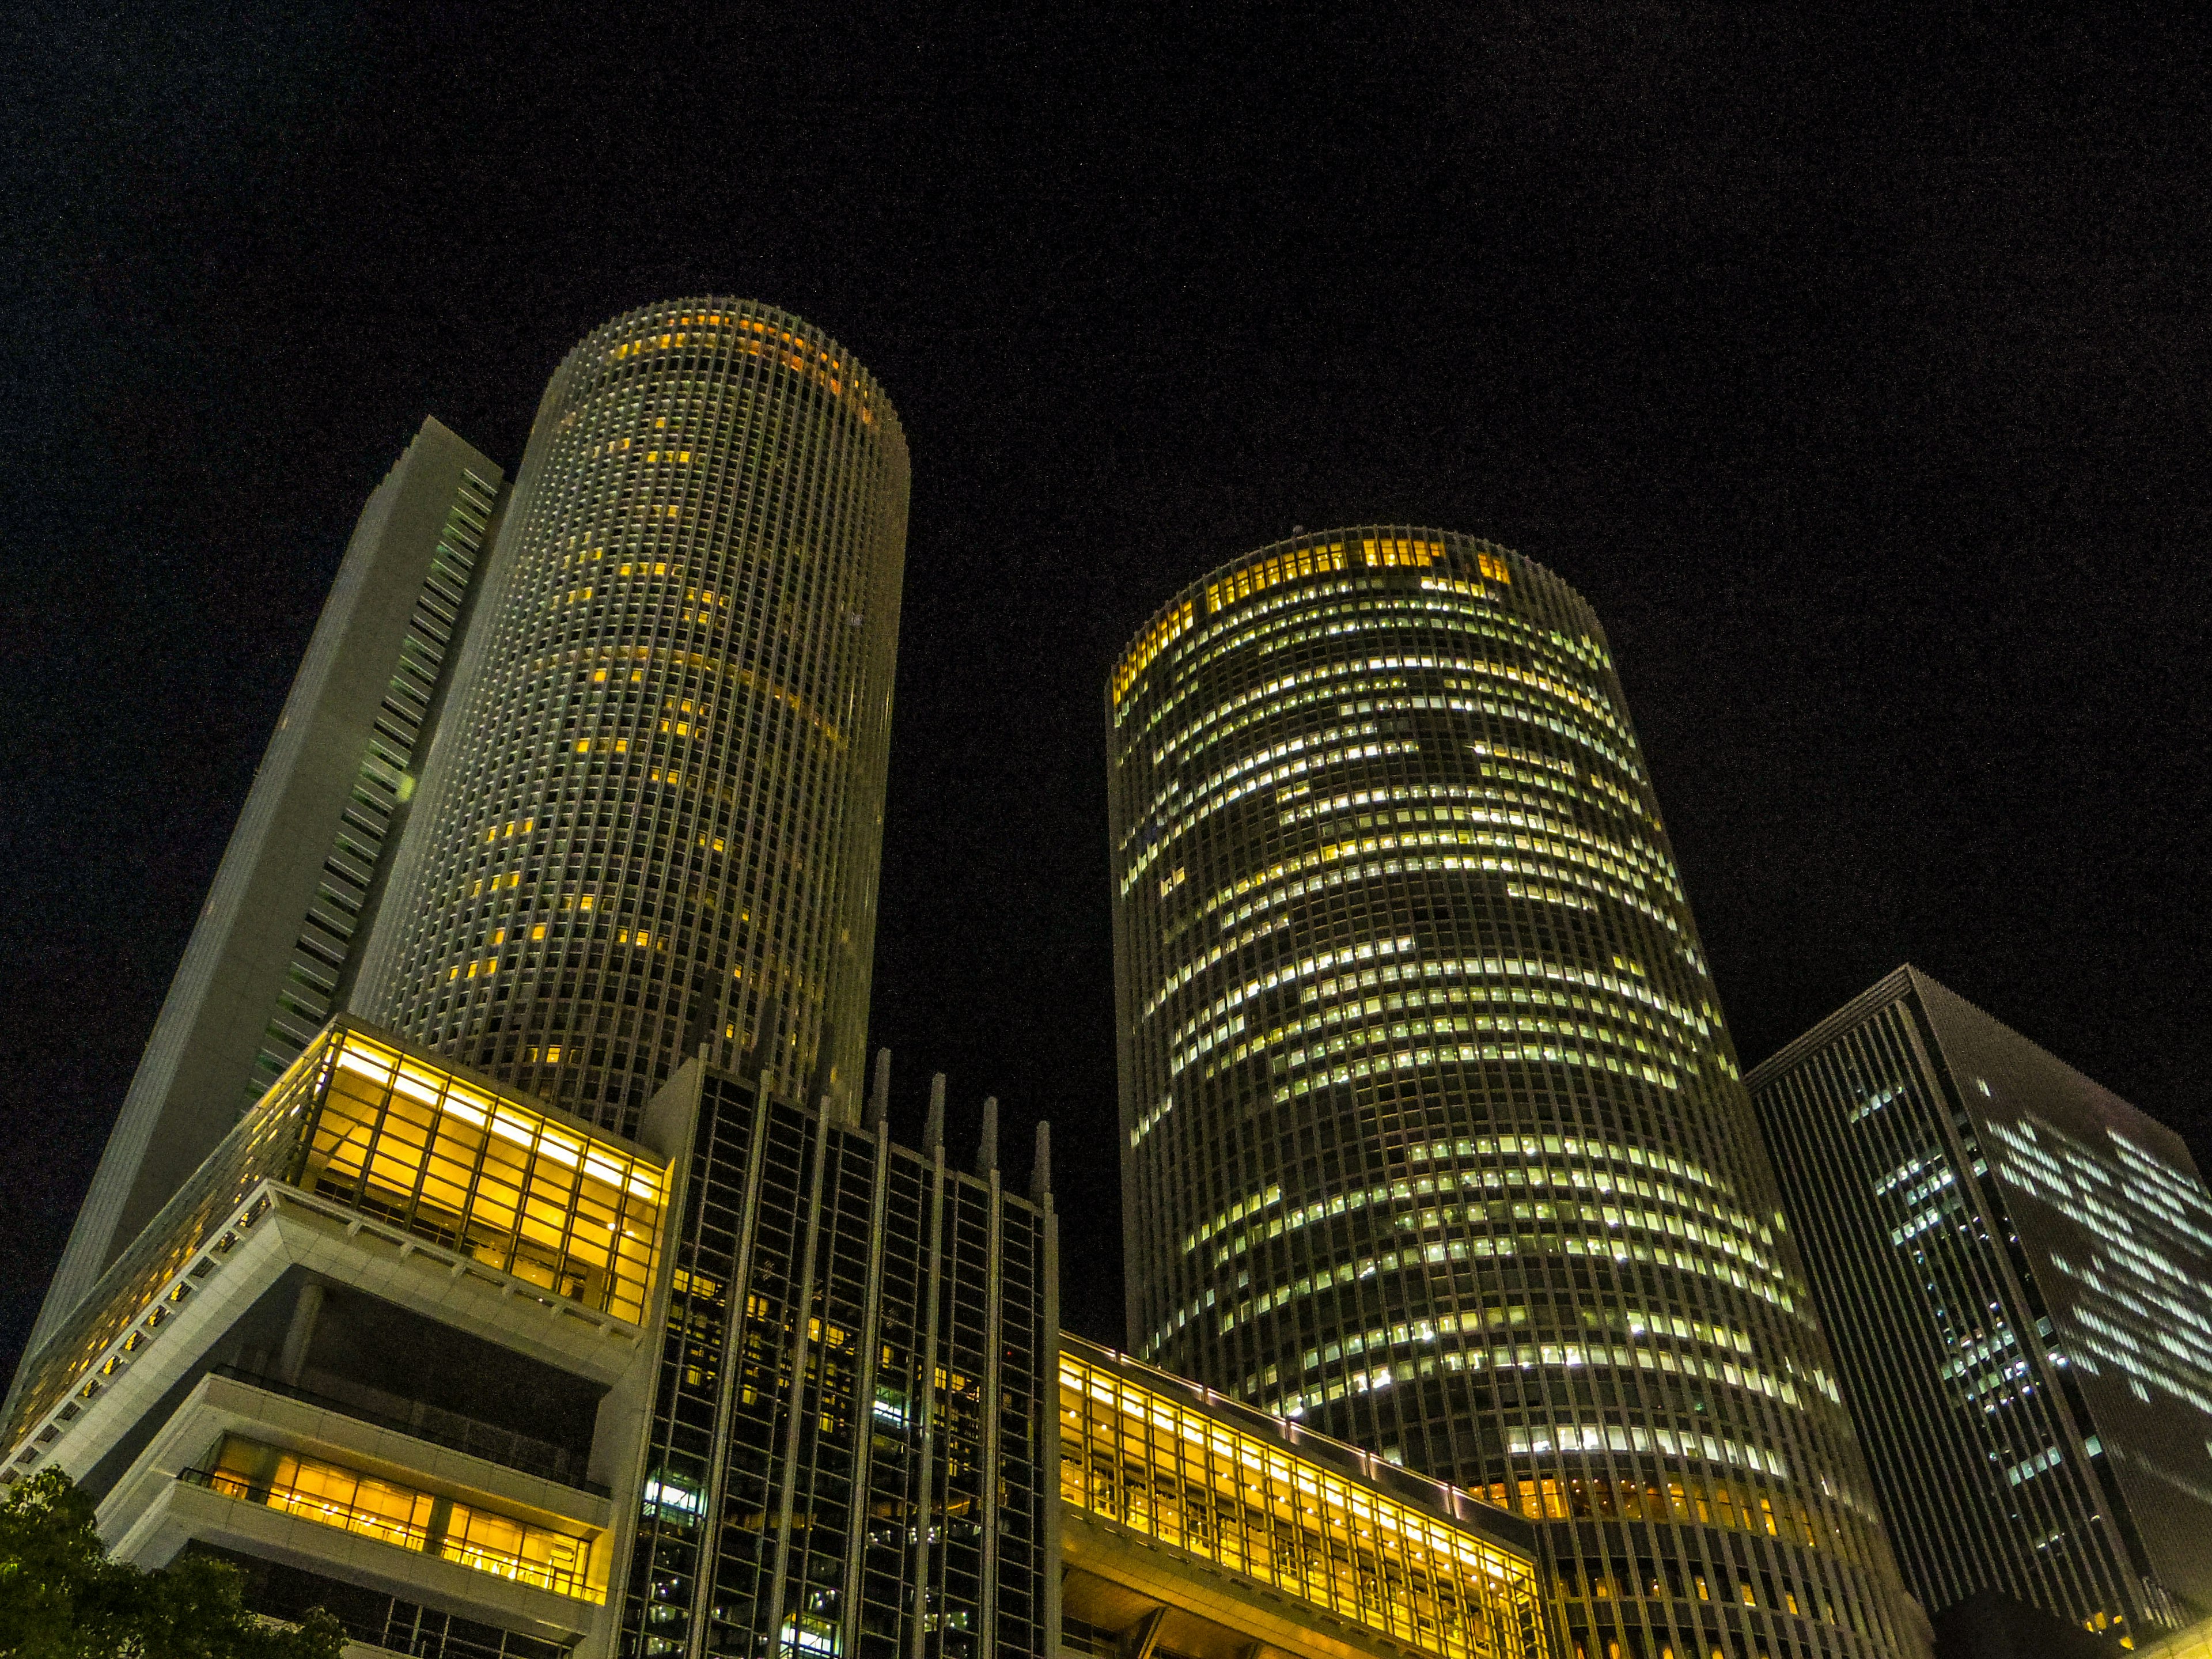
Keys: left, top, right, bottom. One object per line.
{"left": 1108, "top": 530, "right": 1925, "bottom": 1659}
{"left": 357, "top": 299, "right": 907, "bottom": 1131}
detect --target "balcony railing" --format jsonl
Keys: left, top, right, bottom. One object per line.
{"left": 211, "top": 1366, "right": 607, "bottom": 1497}
{"left": 180, "top": 1461, "right": 595, "bottom": 1602}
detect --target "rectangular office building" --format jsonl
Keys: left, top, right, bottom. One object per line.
{"left": 1748, "top": 968, "right": 2212, "bottom": 1645}
{"left": 617, "top": 1061, "right": 1055, "bottom": 1659}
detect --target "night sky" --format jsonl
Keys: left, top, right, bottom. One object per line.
{"left": 3, "top": 5, "right": 2207, "bottom": 1378}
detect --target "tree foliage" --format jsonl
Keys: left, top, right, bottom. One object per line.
{"left": 0, "top": 1467, "right": 345, "bottom": 1659}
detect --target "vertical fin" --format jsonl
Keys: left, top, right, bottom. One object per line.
{"left": 925, "top": 1073, "right": 946, "bottom": 1151}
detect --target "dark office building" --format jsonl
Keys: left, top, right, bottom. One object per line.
{"left": 619, "top": 1056, "right": 1055, "bottom": 1659}
{"left": 1749, "top": 967, "right": 2212, "bottom": 1642}
{"left": 1107, "top": 531, "right": 1927, "bottom": 1659}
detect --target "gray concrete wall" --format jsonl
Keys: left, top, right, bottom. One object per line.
{"left": 24, "top": 419, "right": 506, "bottom": 1368}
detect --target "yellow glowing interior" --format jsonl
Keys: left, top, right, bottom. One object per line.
{"left": 1059, "top": 1350, "right": 1541, "bottom": 1659}
{"left": 208, "top": 1437, "right": 602, "bottom": 1601}
{"left": 304, "top": 1032, "right": 663, "bottom": 1323}
{"left": 1206, "top": 543, "right": 1351, "bottom": 614}
{"left": 1115, "top": 600, "right": 1196, "bottom": 703}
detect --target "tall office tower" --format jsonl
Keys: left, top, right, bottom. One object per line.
{"left": 4, "top": 1018, "right": 1055, "bottom": 1659}
{"left": 1748, "top": 967, "right": 2212, "bottom": 1642}
{"left": 27, "top": 419, "right": 507, "bottom": 1363}
{"left": 1108, "top": 531, "right": 1926, "bottom": 1659}
{"left": 355, "top": 300, "right": 908, "bottom": 1133}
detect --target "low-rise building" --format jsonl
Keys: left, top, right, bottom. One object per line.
{"left": 6, "top": 1016, "right": 1552, "bottom": 1659}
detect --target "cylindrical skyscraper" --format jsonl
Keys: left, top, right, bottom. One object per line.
{"left": 357, "top": 300, "right": 907, "bottom": 1131}
{"left": 1108, "top": 531, "right": 1925, "bottom": 1659}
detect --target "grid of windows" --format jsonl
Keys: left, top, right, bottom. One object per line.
{"left": 1108, "top": 530, "right": 1923, "bottom": 1659}
{"left": 358, "top": 300, "right": 908, "bottom": 1135}
{"left": 296, "top": 1026, "right": 665, "bottom": 1320}
{"left": 621, "top": 1068, "right": 1052, "bottom": 1659}
{"left": 22, "top": 421, "right": 513, "bottom": 1376}
{"left": 1059, "top": 1339, "right": 1546, "bottom": 1659}
{"left": 1748, "top": 967, "right": 2212, "bottom": 1640}
{"left": 190, "top": 1544, "right": 573, "bottom": 1659}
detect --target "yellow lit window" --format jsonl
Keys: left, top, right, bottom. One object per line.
{"left": 1205, "top": 542, "right": 1349, "bottom": 613}
{"left": 302, "top": 1033, "right": 664, "bottom": 1324}
{"left": 1056, "top": 1347, "right": 1540, "bottom": 1659}
{"left": 1113, "top": 600, "right": 1196, "bottom": 704}
{"left": 204, "top": 1437, "right": 602, "bottom": 1601}
{"left": 1361, "top": 536, "right": 1443, "bottom": 569}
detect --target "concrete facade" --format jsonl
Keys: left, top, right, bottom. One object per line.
{"left": 28, "top": 418, "right": 507, "bottom": 1365}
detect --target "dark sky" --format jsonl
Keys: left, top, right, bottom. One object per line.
{"left": 2, "top": 4, "right": 2207, "bottom": 1373}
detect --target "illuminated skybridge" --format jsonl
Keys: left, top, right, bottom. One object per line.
{"left": 1059, "top": 1336, "right": 1551, "bottom": 1659}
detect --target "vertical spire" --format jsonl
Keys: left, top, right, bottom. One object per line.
{"left": 867, "top": 1048, "right": 891, "bottom": 1130}
{"left": 977, "top": 1096, "right": 999, "bottom": 1175}
{"left": 1031, "top": 1120, "right": 1052, "bottom": 1202}
{"left": 925, "top": 1073, "right": 946, "bottom": 1152}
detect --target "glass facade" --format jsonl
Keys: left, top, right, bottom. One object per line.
{"left": 355, "top": 300, "right": 910, "bottom": 1135}
{"left": 5, "top": 1020, "right": 666, "bottom": 1458}
{"left": 621, "top": 1067, "right": 1053, "bottom": 1659}
{"left": 1107, "top": 529, "right": 1923, "bottom": 1659}
{"left": 298, "top": 1028, "right": 665, "bottom": 1319}
{"left": 190, "top": 1544, "right": 575, "bottom": 1659}
{"left": 1748, "top": 967, "right": 2212, "bottom": 1640}
{"left": 192, "top": 1434, "right": 603, "bottom": 1601}
{"left": 1059, "top": 1336, "right": 1547, "bottom": 1659}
